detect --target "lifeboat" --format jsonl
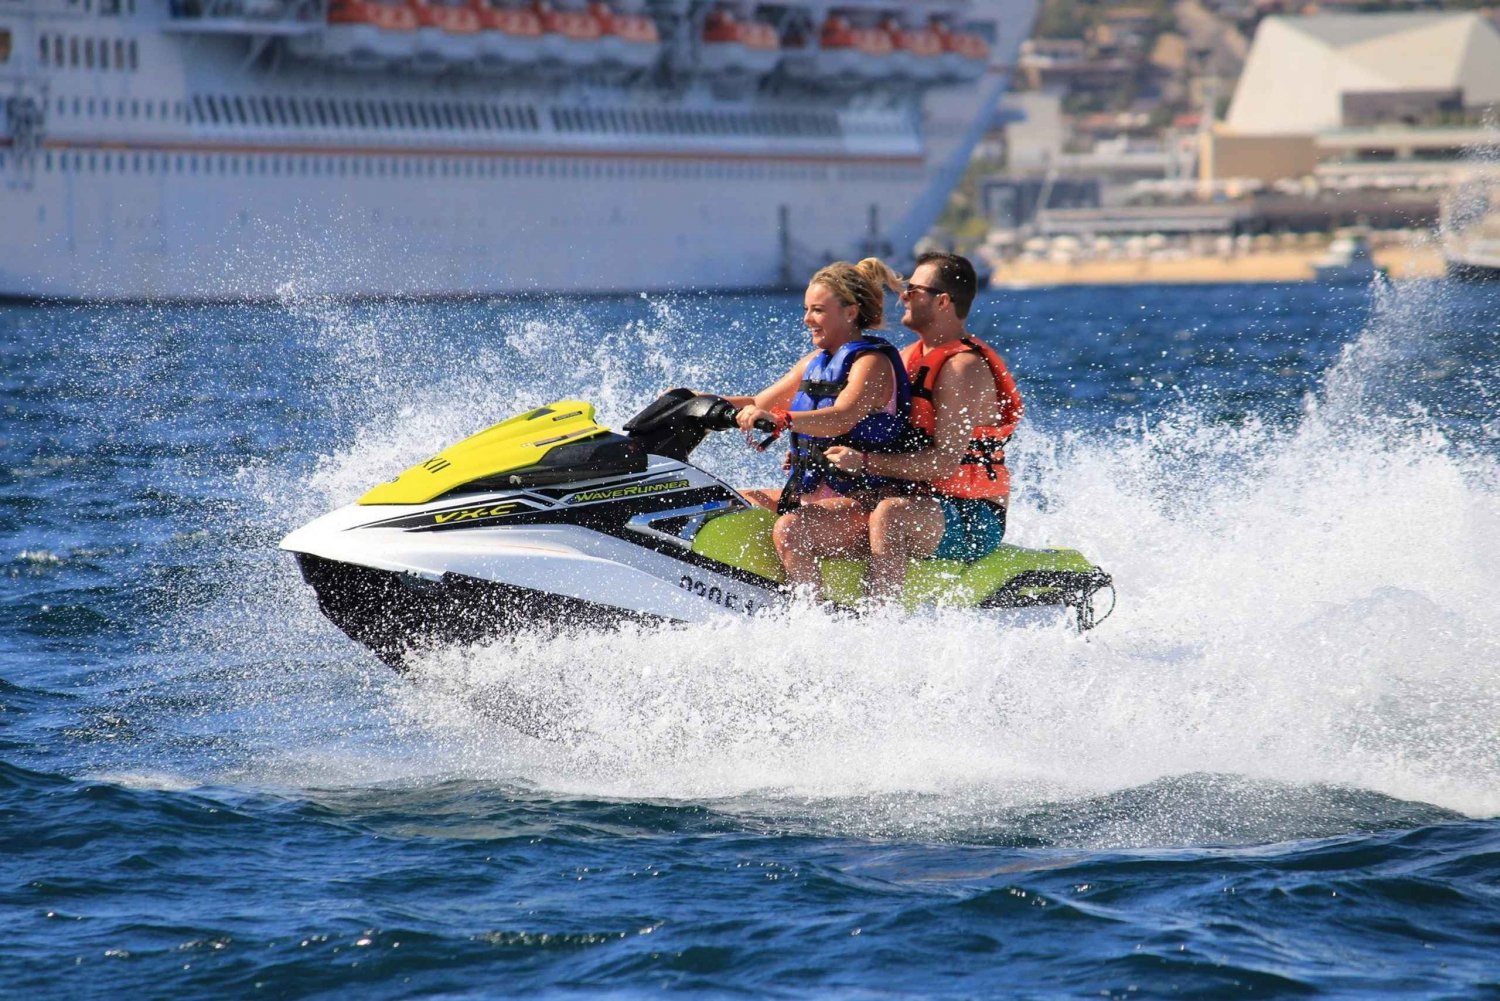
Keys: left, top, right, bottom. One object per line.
{"left": 290, "top": 0, "right": 418, "bottom": 69}
{"left": 533, "top": 1, "right": 603, "bottom": 69}
{"left": 884, "top": 17, "right": 944, "bottom": 84}
{"left": 698, "top": 8, "right": 779, "bottom": 78}
{"left": 781, "top": 15, "right": 894, "bottom": 87}
{"left": 472, "top": 0, "right": 544, "bottom": 75}
{"left": 592, "top": 2, "right": 660, "bottom": 73}
{"left": 410, "top": 0, "right": 483, "bottom": 72}
{"left": 933, "top": 21, "right": 990, "bottom": 83}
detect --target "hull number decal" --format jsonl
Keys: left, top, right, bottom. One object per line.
{"left": 680, "top": 575, "right": 758, "bottom": 614}
{"left": 573, "top": 478, "right": 690, "bottom": 504}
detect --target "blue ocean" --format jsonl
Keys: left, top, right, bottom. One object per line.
{"left": 3, "top": 278, "right": 1497, "bottom": 998}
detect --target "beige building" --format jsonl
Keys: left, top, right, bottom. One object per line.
{"left": 1207, "top": 12, "right": 1500, "bottom": 186}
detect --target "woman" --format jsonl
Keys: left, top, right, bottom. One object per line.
{"left": 722, "top": 258, "right": 921, "bottom": 592}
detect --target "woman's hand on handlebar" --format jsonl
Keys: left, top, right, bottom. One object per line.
{"left": 735, "top": 405, "right": 776, "bottom": 432}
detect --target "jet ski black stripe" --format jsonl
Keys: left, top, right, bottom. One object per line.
{"left": 399, "top": 486, "right": 788, "bottom": 591}
{"left": 357, "top": 473, "right": 692, "bottom": 531}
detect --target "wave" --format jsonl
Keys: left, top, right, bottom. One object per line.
{"left": 119, "top": 278, "right": 1499, "bottom": 835}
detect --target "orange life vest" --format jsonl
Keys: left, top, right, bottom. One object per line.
{"left": 902, "top": 335, "right": 1023, "bottom": 500}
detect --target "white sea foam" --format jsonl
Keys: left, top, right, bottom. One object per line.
{"left": 215, "top": 279, "right": 1500, "bottom": 827}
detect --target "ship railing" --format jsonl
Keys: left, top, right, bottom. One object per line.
{"left": 166, "top": 0, "right": 325, "bottom": 33}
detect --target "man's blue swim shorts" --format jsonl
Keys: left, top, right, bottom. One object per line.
{"left": 932, "top": 497, "right": 1006, "bottom": 562}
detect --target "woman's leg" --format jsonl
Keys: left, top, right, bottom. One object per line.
{"left": 739, "top": 488, "right": 782, "bottom": 511}
{"left": 772, "top": 498, "right": 869, "bottom": 592}
{"left": 866, "top": 496, "right": 946, "bottom": 601}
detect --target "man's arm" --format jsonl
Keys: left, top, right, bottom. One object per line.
{"left": 841, "top": 353, "right": 995, "bottom": 481}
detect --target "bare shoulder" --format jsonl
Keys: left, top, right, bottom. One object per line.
{"left": 938, "top": 351, "right": 993, "bottom": 391}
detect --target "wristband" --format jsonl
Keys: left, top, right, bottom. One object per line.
{"left": 770, "top": 407, "right": 792, "bottom": 432}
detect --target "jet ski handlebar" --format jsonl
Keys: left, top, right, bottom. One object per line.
{"left": 621, "top": 388, "right": 778, "bottom": 461}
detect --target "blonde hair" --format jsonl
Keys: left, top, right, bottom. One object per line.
{"left": 809, "top": 257, "right": 903, "bottom": 331}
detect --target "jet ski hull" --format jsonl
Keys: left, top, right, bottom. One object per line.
{"left": 293, "top": 552, "right": 665, "bottom": 669}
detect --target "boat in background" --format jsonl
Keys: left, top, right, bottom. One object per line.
{"left": 1443, "top": 180, "right": 1500, "bottom": 280}
{"left": 1313, "top": 229, "right": 1382, "bottom": 284}
{"left": 0, "top": 0, "right": 1035, "bottom": 300}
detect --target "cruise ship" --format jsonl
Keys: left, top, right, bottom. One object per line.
{"left": 0, "top": 0, "right": 1036, "bottom": 299}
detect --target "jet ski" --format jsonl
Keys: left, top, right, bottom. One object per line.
{"left": 280, "top": 389, "right": 1113, "bottom": 668}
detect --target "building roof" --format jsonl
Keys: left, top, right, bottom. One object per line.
{"left": 1225, "top": 12, "right": 1500, "bottom": 135}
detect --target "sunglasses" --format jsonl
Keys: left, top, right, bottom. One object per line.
{"left": 901, "top": 282, "right": 947, "bottom": 299}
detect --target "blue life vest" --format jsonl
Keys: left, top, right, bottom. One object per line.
{"left": 780, "top": 335, "right": 923, "bottom": 510}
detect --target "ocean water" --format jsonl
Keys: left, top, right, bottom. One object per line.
{"left": 2, "top": 278, "right": 1498, "bottom": 998}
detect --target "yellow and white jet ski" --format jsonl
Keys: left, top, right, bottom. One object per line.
{"left": 280, "top": 390, "right": 1113, "bottom": 667}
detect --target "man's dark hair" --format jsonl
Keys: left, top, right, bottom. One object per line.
{"left": 914, "top": 251, "right": 977, "bottom": 319}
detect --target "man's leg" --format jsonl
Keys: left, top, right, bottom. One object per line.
{"left": 773, "top": 498, "right": 869, "bottom": 592}
{"left": 867, "top": 496, "right": 946, "bottom": 601}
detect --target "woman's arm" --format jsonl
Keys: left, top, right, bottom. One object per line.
{"left": 782, "top": 353, "right": 894, "bottom": 437}
{"left": 737, "top": 353, "right": 894, "bottom": 436}
{"left": 731, "top": 353, "right": 815, "bottom": 429}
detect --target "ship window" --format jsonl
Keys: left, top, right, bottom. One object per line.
{"left": 310, "top": 99, "right": 327, "bottom": 127}
{"left": 232, "top": 96, "right": 246, "bottom": 123}
{"left": 101, "top": 39, "right": 111, "bottom": 69}
{"left": 115, "top": 39, "right": 124, "bottom": 67}
{"left": 84, "top": 38, "right": 94, "bottom": 69}
{"left": 53, "top": 36, "right": 63, "bottom": 66}
{"left": 287, "top": 98, "right": 303, "bottom": 127}
{"left": 69, "top": 36, "right": 78, "bottom": 67}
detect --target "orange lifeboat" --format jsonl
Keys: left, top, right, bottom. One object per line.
{"left": 933, "top": 21, "right": 990, "bottom": 82}
{"left": 884, "top": 17, "right": 944, "bottom": 82}
{"left": 293, "top": 0, "right": 418, "bottom": 68}
{"left": 591, "top": 2, "right": 660, "bottom": 72}
{"left": 700, "top": 7, "right": 779, "bottom": 77}
{"left": 471, "top": 0, "right": 543, "bottom": 73}
{"left": 410, "top": 0, "right": 482, "bottom": 70}
{"left": 793, "top": 15, "right": 893, "bottom": 81}
{"left": 533, "top": 1, "right": 603, "bottom": 67}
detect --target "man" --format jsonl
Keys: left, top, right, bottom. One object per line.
{"left": 824, "top": 252, "right": 1023, "bottom": 600}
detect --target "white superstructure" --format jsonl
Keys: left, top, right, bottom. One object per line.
{"left": 0, "top": 0, "right": 1035, "bottom": 299}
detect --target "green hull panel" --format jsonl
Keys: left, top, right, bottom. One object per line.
{"left": 691, "top": 508, "right": 1106, "bottom": 610}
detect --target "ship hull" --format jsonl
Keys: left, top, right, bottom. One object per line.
{"left": 0, "top": 1, "right": 1036, "bottom": 300}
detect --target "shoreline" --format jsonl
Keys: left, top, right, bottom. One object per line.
{"left": 989, "top": 245, "right": 1447, "bottom": 287}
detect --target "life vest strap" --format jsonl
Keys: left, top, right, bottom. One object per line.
{"left": 798, "top": 378, "right": 847, "bottom": 400}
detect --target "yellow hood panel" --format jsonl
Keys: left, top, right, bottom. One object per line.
{"left": 358, "top": 401, "right": 609, "bottom": 506}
